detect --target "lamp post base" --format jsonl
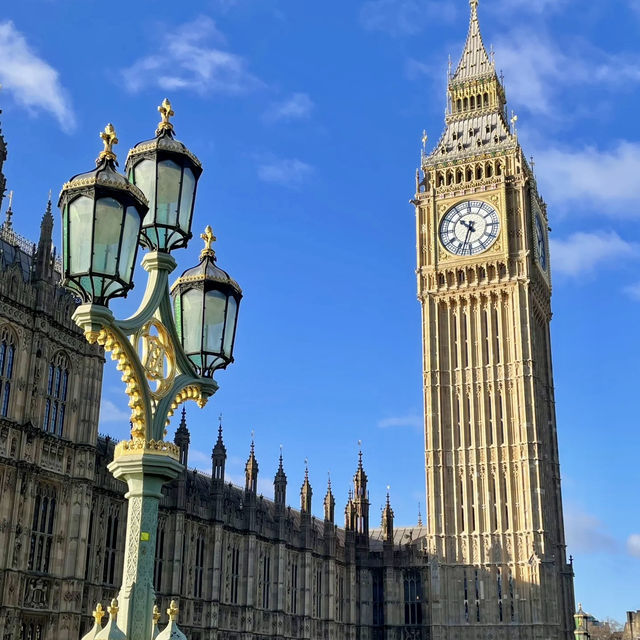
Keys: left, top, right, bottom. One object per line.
{"left": 108, "top": 446, "right": 183, "bottom": 640}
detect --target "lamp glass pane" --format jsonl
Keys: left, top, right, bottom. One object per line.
{"left": 181, "top": 288, "right": 203, "bottom": 354}
{"left": 133, "top": 159, "right": 156, "bottom": 226}
{"left": 119, "top": 206, "right": 141, "bottom": 281}
{"left": 203, "top": 290, "right": 227, "bottom": 353}
{"left": 222, "top": 296, "right": 238, "bottom": 358}
{"left": 156, "top": 159, "right": 181, "bottom": 226}
{"left": 178, "top": 167, "right": 195, "bottom": 232}
{"left": 68, "top": 196, "right": 93, "bottom": 274}
{"left": 93, "top": 197, "right": 124, "bottom": 276}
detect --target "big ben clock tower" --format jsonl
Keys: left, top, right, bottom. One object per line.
{"left": 414, "top": 1, "right": 575, "bottom": 638}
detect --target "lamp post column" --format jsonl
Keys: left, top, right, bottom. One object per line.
{"left": 108, "top": 450, "right": 183, "bottom": 640}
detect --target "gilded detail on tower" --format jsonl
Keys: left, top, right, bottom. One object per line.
{"left": 413, "top": 1, "right": 575, "bottom": 638}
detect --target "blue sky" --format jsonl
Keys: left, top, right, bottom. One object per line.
{"left": 1, "top": 0, "right": 639, "bottom": 623}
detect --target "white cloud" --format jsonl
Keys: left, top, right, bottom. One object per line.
{"left": 378, "top": 413, "right": 422, "bottom": 429}
{"left": 535, "top": 142, "right": 640, "bottom": 212}
{"left": 493, "top": 0, "right": 569, "bottom": 12}
{"left": 627, "top": 534, "right": 640, "bottom": 558}
{"left": 565, "top": 507, "right": 618, "bottom": 554}
{"left": 550, "top": 231, "right": 637, "bottom": 277}
{"left": 359, "top": 0, "right": 456, "bottom": 36}
{"left": 122, "top": 16, "right": 260, "bottom": 95}
{"left": 257, "top": 157, "right": 313, "bottom": 187}
{"left": 0, "top": 21, "right": 75, "bottom": 132}
{"left": 624, "top": 281, "right": 640, "bottom": 301}
{"left": 494, "top": 29, "right": 640, "bottom": 116}
{"left": 99, "top": 399, "right": 132, "bottom": 424}
{"left": 264, "top": 93, "right": 314, "bottom": 122}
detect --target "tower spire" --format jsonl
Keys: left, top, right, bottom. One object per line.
{"left": 453, "top": 0, "right": 493, "bottom": 82}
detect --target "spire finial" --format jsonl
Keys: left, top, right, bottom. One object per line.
{"left": 470, "top": 0, "right": 478, "bottom": 15}
{"left": 4, "top": 189, "right": 13, "bottom": 229}
{"left": 107, "top": 598, "right": 119, "bottom": 618}
{"left": 98, "top": 123, "right": 118, "bottom": 163}
{"left": 218, "top": 413, "right": 223, "bottom": 436}
{"left": 167, "top": 600, "right": 179, "bottom": 622}
{"left": 418, "top": 502, "right": 423, "bottom": 527}
{"left": 157, "top": 98, "right": 175, "bottom": 136}
{"left": 327, "top": 471, "right": 332, "bottom": 491}
{"left": 200, "top": 225, "right": 217, "bottom": 260}
{"left": 93, "top": 603, "right": 105, "bottom": 625}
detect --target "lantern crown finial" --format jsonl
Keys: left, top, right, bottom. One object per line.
{"left": 200, "top": 225, "right": 217, "bottom": 260}
{"left": 156, "top": 98, "right": 175, "bottom": 136}
{"left": 98, "top": 123, "right": 118, "bottom": 164}
{"left": 167, "top": 600, "right": 179, "bottom": 622}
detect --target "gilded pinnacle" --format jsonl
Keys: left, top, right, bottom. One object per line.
{"left": 157, "top": 98, "right": 175, "bottom": 135}
{"left": 200, "top": 225, "right": 217, "bottom": 260}
{"left": 98, "top": 124, "right": 118, "bottom": 162}
{"left": 167, "top": 600, "right": 179, "bottom": 622}
{"left": 152, "top": 605, "right": 161, "bottom": 624}
{"left": 107, "top": 598, "right": 119, "bottom": 617}
{"left": 93, "top": 603, "right": 105, "bottom": 625}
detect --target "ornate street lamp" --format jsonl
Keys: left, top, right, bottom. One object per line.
{"left": 125, "top": 98, "right": 203, "bottom": 252}
{"left": 61, "top": 103, "right": 240, "bottom": 640}
{"left": 59, "top": 124, "right": 148, "bottom": 305}
{"left": 171, "top": 225, "right": 242, "bottom": 376}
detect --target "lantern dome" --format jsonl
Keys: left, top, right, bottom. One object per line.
{"left": 170, "top": 226, "right": 242, "bottom": 377}
{"left": 58, "top": 123, "right": 148, "bottom": 306}
{"left": 126, "top": 99, "right": 203, "bottom": 253}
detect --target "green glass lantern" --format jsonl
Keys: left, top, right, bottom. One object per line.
{"left": 125, "top": 99, "right": 203, "bottom": 253}
{"left": 170, "top": 226, "right": 242, "bottom": 377}
{"left": 59, "top": 124, "right": 148, "bottom": 306}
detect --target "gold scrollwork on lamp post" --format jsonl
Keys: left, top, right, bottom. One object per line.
{"left": 62, "top": 102, "right": 241, "bottom": 640}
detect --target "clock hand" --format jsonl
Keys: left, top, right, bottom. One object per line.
{"left": 461, "top": 226, "right": 472, "bottom": 254}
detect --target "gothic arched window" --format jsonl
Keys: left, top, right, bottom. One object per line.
{"left": 27, "top": 485, "right": 56, "bottom": 573}
{"left": 43, "top": 352, "right": 69, "bottom": 436}
{"left": 403, "top": 570, "right": 423, "bottom": 625}
{"left": 0, "top": 327, "right": 16, "bottom": 418}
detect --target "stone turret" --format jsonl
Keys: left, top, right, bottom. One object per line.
{"left": 211, "top": 416, "right": 226, "bottom": 485}
{"left": 245, "top": 437, "right": 258, "bottom": 494}
{"left": 300, "top": 463, "right": 312, "bottom": 516}
{"left": 573, "top": 603, "right": 590, "bottom": 640}
{"left": 174, "top": 407, "right": 190, "bottom": 468}
{"left": 353, "top": 449, "right": 370, "bottom": 548}
{"left": 324, "top": 475, "right": 335, "bottom": 523}
{"left": 33, "top": 196, "right": 55, "bottom": 283}
{"left": 274, "top": 448, "right": 287, "bottom": 507}
{"left": 382, "top": 490, "right": 394, "bottom": 546}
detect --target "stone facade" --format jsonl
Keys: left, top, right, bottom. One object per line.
{"left": 413, "top": 2, "right": 575, "bottom": 639}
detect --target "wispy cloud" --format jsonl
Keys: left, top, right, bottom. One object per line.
{"left": 623, "top": 281, "right": 640, "bottom": 301}
{"left": 257, "top": 156, "right": 313, "bottom": 188}
{"left": 550, "top": 231, "right": 637, "bottom": 277}
{"left": 99, "top": 399, "right": 132, "bottom": 424}
{"left": 264, "top": 93, "right": 314, "bottom": 122}
{"left": 536, "top": 142, "right": 640, "bottom": 213}
{"left": 496, "top": 30, "right": 640, "bottom": 116}
{"left": 122, "top": 16, "right": 260, "bottom": 95}
{"left": 0, "top": 21, "right": 75, "bottom": 132}
{"left": 378, "top": 413, "right": 422, "bottom": 429}
{"left": 359, "top": 0, "right": 457, "bottom": 36}
{"left": 493, "top": 0, "right": 569, "bottom": 12}
{"left": 627, "top": 534, "right": 640, "bottom": 558}
{"left": 565, "top": 507, "right": 618, "bottom": 554}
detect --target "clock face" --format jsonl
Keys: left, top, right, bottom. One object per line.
{"left": 439, "top": 200, "right": 500, "bottom": 256}
{"left": 534, "top": 211, "right": 547, "bottom": 271}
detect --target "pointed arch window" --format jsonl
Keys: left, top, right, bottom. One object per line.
{"left": 0, "top": 327, "right": 16, "bottom": 418}
{"left": 43, "top": 352, "right": 69, "bottom": 436}
{"left": 194, "top": 530, "right": 205, "bottom": 598}
{"left": 403, "top": 570, "right": 423, "bottom": 625}
{"left": 103, "top": 506, "right": 121, "bottom": 585}
{"left": 27, "top": 485, "right": 56, "bottom": 573}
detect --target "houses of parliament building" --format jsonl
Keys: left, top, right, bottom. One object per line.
{"left": 0, "top": 2, "right": 576, "bottom": 639}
